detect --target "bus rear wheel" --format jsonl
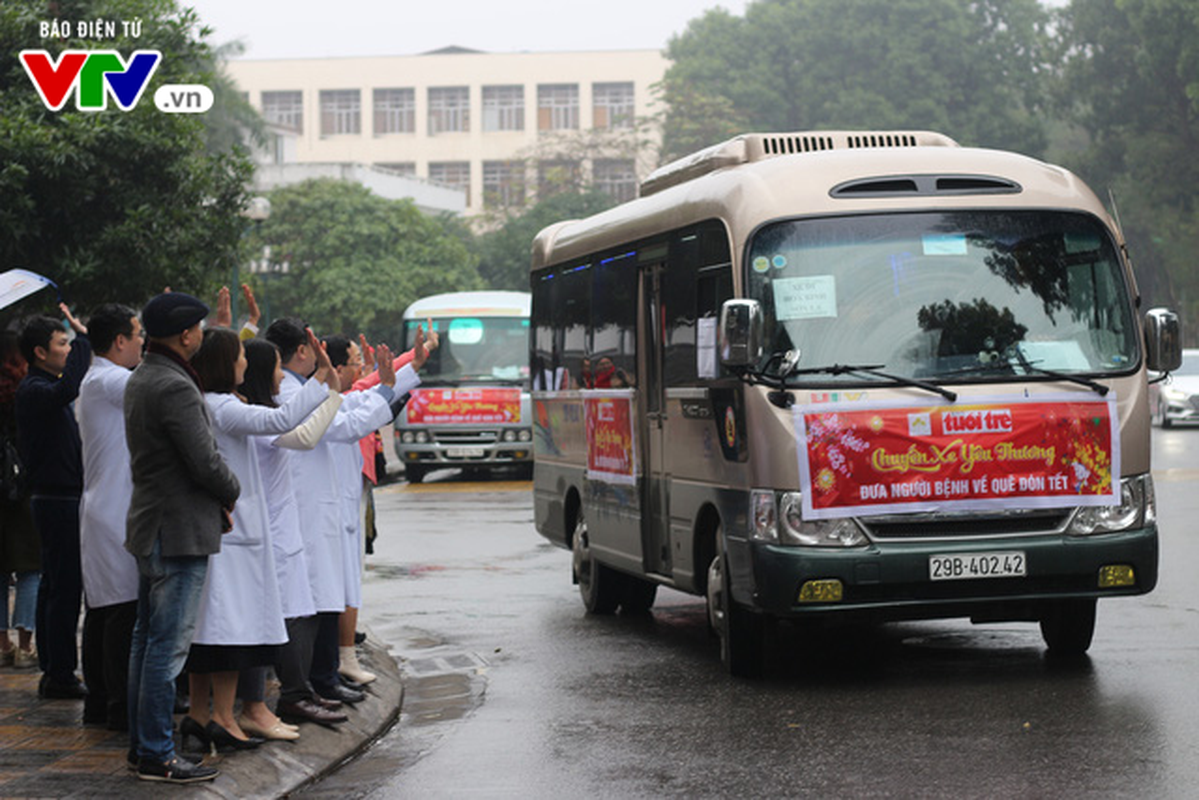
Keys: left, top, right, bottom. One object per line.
{"left": 1039, "top": 598, "right": 1097, "bottom": 656}
{"left": 572, "top": 512, "right": 620, "bottom": 614}
{"left": 706, "top": 530, "right": 766, "bottom": 678}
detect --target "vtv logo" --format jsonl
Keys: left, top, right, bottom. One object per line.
{"left": 20, "top": 50, "right": 163, "bottom": 111}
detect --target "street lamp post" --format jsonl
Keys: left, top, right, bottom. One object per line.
{"left": 237, "top": 196, "right": 272, "bottom": 323}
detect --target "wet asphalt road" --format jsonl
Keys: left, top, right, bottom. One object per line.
{"left": 300, "top": 430, "right": 1199, "bottom": 799}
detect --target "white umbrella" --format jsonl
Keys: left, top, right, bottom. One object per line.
{"left": 0, "top": 269, "right": 56, "bottom": 311}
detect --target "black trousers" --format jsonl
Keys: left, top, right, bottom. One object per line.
{"left": 275, "top": 614, "right": 319, "bottom": 705}
{"left": 81, "top": 600, "right": 136, "bottom": 728}
{"left": 309, "top": 611, "right": 341, "bottom": 694}
{"left": 29, "top": 495, "right": 82, "bottom": 685}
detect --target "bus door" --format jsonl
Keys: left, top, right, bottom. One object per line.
{"left": 639, "top": 258, "right": 672, "bottom": 577}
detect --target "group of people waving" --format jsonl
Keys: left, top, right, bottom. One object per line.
{"left": 10, "top": 284, "right": 431, "bottom": 784}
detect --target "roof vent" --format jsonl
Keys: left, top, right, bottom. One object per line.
{"left": 830, "top": 174, "right": 1022, "bottom": 198}
{"left": 640, "top": 130, "right": 958, "bottom": 197}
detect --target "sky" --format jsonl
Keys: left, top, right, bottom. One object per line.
{"left": 185, "top": 0, "right": 753, "bottom": 60}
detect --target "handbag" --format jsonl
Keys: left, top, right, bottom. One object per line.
{"left": 0, "top": 436, "right": 25, "bottom": 502}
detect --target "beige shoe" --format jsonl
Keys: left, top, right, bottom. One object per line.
{"left": 236, "top": 715, "right": 299, "bottom": 741}
{"left": 338, "top": 646, "right": 376, "bottom": 685}
{"left": 13, "top": 647, "right": 37, "bottom": 670}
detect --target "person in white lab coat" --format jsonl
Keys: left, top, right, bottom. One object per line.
{"left": 266, "top": 318, "right": 423, "bottom": 710}
{"left": 77, "top": 303, "right": 143, "bottom": 731}
{"left": 181, "top": 327, "right": 337, "bottom": 751}
{"left": 240, "top": 338, "right": 345, "bottom": 733}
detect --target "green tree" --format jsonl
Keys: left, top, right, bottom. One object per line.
{"left": 0, "top": 0, "right": 255, "bottom": 311}
{"left": 1056, "top": 0, "right": 1199, "bottom": 334}
{"left": 660, "top": 0, "right": 1051, "bottom": 160}
{"left": 246, "top": 179, "right": 483, "bottom": 342}
{"left": 475, "top": 190, "right": 618, "bottom": 291}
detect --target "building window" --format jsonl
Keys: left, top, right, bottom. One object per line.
{"left": 593, "top": 159, "right": 637, "bottom": 203}
{"left": 483, "top": 161, "right": 526, "bottom": 209}
{"left": 320, "top": 89, "right": 361, "bottom": 136}
{"left": 429, "top": 161, "right": 471, "bottom": 205}
{"left": 593, "top": 82, "right": 634, "bottom": 129}
{"left": 261, "top": 91, "right": 303, "bottom": 133}
{"left": 538, "top": 159, "right": 580, "bottom": 199}
{"left": 538, "top": 84, "right": 578, "bottom": 131}
{"left": 373, "top": 88, "right": 414, "bottom": 134}
{"left": 482, "top": 85, "right": 524, "bottom": 132}
{"left": 374, "top": 162, "right": 416, "bottom": 177}
{"left": 428, "top": 87, "right": 470, "bottom": 134}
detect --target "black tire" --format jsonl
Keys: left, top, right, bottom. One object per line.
{"left": 1040, "top": 598, "right": 1097, "bottom": 656}
{"left": 571, "top": 511, "right": 620, "bottom": 614}
{"left": 706, "top": 527, "right": 766, "bottom": 677}
{"left": 617, "top": 575, "right": 658, "bottom": 614}
{"left": 405, "top": 465, "right": 426, "bottom": 484}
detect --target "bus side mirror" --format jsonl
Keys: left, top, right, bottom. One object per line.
{"left": 1145, "top": 307, "right": 1182, "bottom": 372}
{"left": 719, "top": 299, "right": 764, "bottom": 368}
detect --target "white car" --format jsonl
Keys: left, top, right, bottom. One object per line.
{"left": 1150, "top": 348, "right": 1199, "bottom": 427}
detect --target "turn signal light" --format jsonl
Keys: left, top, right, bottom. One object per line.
{"left": 1098, "top": 564, "right": 1135, "bottom": 588}
{"left": 798, "top": 579, "right": 843, "bottom": 603}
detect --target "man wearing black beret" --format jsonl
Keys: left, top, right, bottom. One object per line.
{"left": 123, "top": 292, "right": 240, "bottom": 784}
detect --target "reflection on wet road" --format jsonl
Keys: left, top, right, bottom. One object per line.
{"left": 298, "top": 456, "right": 1199, "bottom": 798}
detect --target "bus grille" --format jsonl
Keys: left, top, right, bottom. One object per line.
{"left": 861, "top": 510, "right": 1071, "bottom": 541}
{"left": 431, "top": 429, "right": 499, "bottom": 445}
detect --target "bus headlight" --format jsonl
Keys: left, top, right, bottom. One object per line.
{"left": 779, "top": 492, "right": 868, "bottom": 547}
{"left": 415, "top": 431, "right": 430, "bottom": 444}
{"left": 503, "top": 430, "right": 517, "bottom": 442}
{"left": 400, "top": 431, "right": 415, "bottom": 444}
{"left": 750, "top": 489, "right": 777, "bottom": 543}
{"left": 1068, "top": 475, "right": 1154, "bottom": 535}
{"left": 518, "top": 428, "right": 532, "bottom": 442}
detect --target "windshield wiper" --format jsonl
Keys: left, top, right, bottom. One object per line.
{"left": 1009, "top": 350, "right": 1109, "bottom": 396}
{"left": 789, "top": 363, "right": 958, "bottom": 402}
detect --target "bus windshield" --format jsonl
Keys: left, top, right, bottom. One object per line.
{"left": 746, "top": 210, "right": 1138, "bottom": 385}
{"left": 403, "top": 316, "right": 530, "bottom": 385}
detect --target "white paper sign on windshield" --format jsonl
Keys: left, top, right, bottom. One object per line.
{"left": 772, "top": 275, "right": 837, "bottom": 320}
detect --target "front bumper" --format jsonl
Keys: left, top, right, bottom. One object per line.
{"left": 735, "top": 525, "right": 1158, "bottom": 623}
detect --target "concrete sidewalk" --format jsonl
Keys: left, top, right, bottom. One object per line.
{"left": 0, "top": 637, "right": 402, "bottom": 798}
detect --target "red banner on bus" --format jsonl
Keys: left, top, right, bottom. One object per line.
{"left": 794, "top": 394, "right": 1120, "bottom": 519}
{"left": 584, "top": 390, "right": 638, "bottom": 485}
{"left": 405, "top": 387, "right": 521, "bottom": 425}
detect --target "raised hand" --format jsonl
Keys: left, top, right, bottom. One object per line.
{"left": 241, "top": 284, "right": 261, "bottom": 326}
{"left": 215, "top": 286, "right": 232, "bottom": 328}
{"left": 424, "top": 318, "right": 440, "bottom": 352}
{"left": 309, "top": 328, "right": 341, "bottom": 392}
{"left": 412, "top": 324, "right": 428, "bottom": 371}
{"left": 60, "top": 302, "right": 87, "bottom": 335}
{"left": 358, "top": 334, "right": 376, "bottom": 372}
{"left": 376, "top": 343, "right": 396, "bottom": 387}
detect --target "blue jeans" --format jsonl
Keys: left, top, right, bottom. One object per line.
{"left": 3, "top": 571, "right": 40, "bottom": 631}
{"left": 127, "top": 539, "right": 209, "bottom": 763}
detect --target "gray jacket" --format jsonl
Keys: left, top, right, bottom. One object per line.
{"left": 124, "top": 350, "right": 240, "bottom": 558}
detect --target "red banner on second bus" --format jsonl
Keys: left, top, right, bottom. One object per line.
{"left": 584, "top": 390, "right": 638, "bottom": 485}
{"left": 405, "top": 387, "right": 521, "bottom": 425}
{"left": 794, "top": 394, "right": 1120, "bottom": 519}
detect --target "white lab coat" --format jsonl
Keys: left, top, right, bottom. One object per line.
{"left": 279, "top": 366, "right": 419, "bottom": 613}
{"left": 191, "top": 378, "right": 327, "bottom": 646}
{"left": 334, "top": 435, "right": 366, "bottom": 608}
{"left": 77, "top": 356, "right": 139, "bottom": 609}
{"left": 252, "top": 388, "right": 342, "bottom": 620}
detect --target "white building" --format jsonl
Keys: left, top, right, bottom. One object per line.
{"left": 225, "top": 47, "right": 669, "bottom": 218}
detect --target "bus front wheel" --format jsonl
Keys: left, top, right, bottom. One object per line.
{"left": 405, "top": 465, "right": 426, "bottom": 484}
{"left": 1039, "top": 598, "right": 1097, "bottom": 656}
{"left": 572, "top": 512, "right": 620, "bottom": 614}
{"left": 706, "top": 530, "right": 766, "bottom": 678}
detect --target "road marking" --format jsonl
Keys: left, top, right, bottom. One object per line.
{"left": 380, "top": 480, "right": 531, "bottom": 494}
